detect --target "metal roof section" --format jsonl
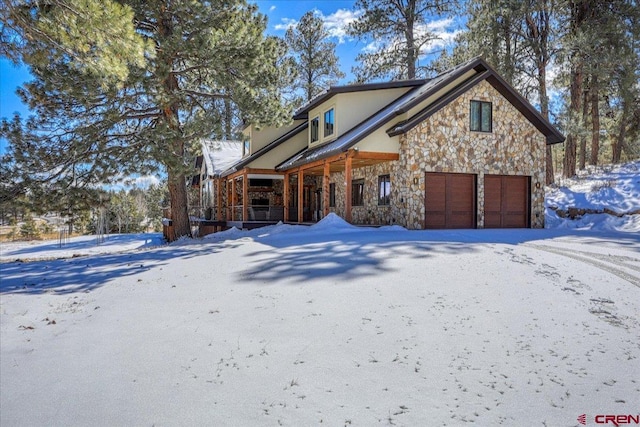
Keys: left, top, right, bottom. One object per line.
{"left": 201, "top": 140, "right": 244, "bottom": 177}
{"left": 218, "top": 121, "right": 308, "bottom": 177}
{"left": 292, "top": 79, "right": 429, "bottom": 120}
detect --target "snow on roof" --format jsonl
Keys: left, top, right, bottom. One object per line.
{"left": 201, "top": 140, "right": 244, "bottom": 176}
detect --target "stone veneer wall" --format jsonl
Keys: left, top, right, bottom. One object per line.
{"left": 395, "top": 80, "right": 547, "bottom": 229}
{"left": 330, "top": 161, "right": 398, "bottom": 225}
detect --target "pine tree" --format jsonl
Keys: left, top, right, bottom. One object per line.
{"left": 1, "top": 0, "right": 294, "bottom": 238}
{"left": 285, "top": 11, "right": 345, "bottom": 103}
{"left": 347, "top": 0, "right": 451, "bottom": 81}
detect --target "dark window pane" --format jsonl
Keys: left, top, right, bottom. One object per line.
{"left": 329, "top": 183, "right": 336, "bottom": 207}
{"left": 481, "top": 102, "right": 492, "bottom": 131}
{"left": 311, "top": 117, "right": 319, "bottom": 142}
{"left": 352, "top": 179, "right": 364, "bottom": 206}
{"left": 378, "top": 175, "right": 390, "bottom": 205}
{"left": 324, "top": 108, "right": 334, "bottom": 137}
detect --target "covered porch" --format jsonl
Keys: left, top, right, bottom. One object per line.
{"left": 281, "top": 149, "right": 399, "bottom": 224}
{"left": 219, "top": 168, "right": 286, "bottom": 223}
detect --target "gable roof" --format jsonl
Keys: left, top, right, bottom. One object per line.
{"left": 201, "top": 140, "right": 244, "bottom": 177}
{"left": 219, "top": 121, "right": 308, "bottom": 177}
{"left": 277, "top": 57, "right": 564, "bottom": 172}
{"left": 292, "top": 79, "right": 429, "bottom": 120}
{"left": 387, "top": 58, "right": 565, "bottom": 144}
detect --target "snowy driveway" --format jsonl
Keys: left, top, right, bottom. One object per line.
{"left": 1, "top": 222, "right": 639, "bottom": 426}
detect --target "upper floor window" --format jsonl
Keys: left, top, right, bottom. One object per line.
{"left": 324, "top": 108, "right": 335, "bottom": 137}
{"left": 378, "top": 174, "right": 390, "bottom": 206}
{"left": 243, "top": 140, "right": 250, "bottom": 157}
{"left": 470, "top": 100, "right": 492, "bottom": 132}
{"left": 310, "top": 116, "right": 319, "bottom": 143}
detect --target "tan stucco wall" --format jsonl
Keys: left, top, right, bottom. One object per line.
{"left": 248, "top": 120, "right": 302, "bottom": 153}
{"left": 307, "top": 87, "right": 411, "bottom": 148}
{"left": 396, "top": 80, "right": 547, "bottom": 229}
{"left": 247, "top": 129, "right": 308, "bottom": 170}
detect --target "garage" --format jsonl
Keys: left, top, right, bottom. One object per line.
{"left": 484, "top": 175, "right": 530, "bottom": 228}
{"left": 425, "top": 173, "right": 476, "bottom": 229}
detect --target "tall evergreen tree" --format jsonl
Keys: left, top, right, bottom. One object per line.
{"left": 347, "top": 0, "right": 451, "bottom": 81}
{"left": 285, "top": 11, "right": 345, "bottom": 104}
{"left": 1, "top": 0, "right": 293, "bottom": 238}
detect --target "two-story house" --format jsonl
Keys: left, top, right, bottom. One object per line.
{"left": 198, "top": 57, "right": 564, "bottom": 232}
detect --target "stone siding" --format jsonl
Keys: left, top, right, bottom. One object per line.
{"left": 396, "top": 80, "right": 547, "bottom": 229}
{"left": 330, "top": 161, "right": 398, "bottom": 225}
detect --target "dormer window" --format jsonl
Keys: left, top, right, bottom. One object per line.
{"left": 311, "top": 116, "right": 319, "bottom": 143}
{"left": 324, "top": 108, "right": 335, "bottom": 137}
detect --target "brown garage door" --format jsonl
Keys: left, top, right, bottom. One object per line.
{"left": 484, "top": 175, "right": 530, "bottom": 228}
{"left": 425, "top": 173, "right": 476, "bottom": 229}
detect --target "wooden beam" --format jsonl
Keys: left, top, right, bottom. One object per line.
{"left": 216, "top": 178, "right": 222, "bottom": 220}
{"left": 242, "top": 172, "right": 248, "bottom": 222}
{"left": 231, "top": 177, "right": 237, "bottom": 221}
{"left": 225, "top": 179, "right": 233, "bottom": 220}
{"left": 323, "top": 161, "right": 330, "bottom": 218}
{"left": 280, "top": 151, "right": 348, "bottom": 175}
{"left": 297, "top": 171, "right": 304, "bottom": 223}
{"left": 245, "top": 168, "right": 284, "bottom": 175}
{"left": 345, "top": 155, "right": 352, "bottom": 223}
{"left": 351, "top": 151, "right": 399, "bottom": 161}
{"left": 283, "top": 173, "right": 289, "bottom": 222}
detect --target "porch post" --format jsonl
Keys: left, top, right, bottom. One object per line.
{"left": 227, "top": 178, "right": 231, "bottom": 221}
{"left": 323, "top": 161, "right": 330, "bottom": 218}
{"left": 231, "top": 177, "right": 237, "bottom": 221}
{"left": 297, "top": 169, "right": 304, "bottom": 223}
{"left": 283, "top": 172, "right": 290, "bottom": 222}
{"left": 345, "top": 155, "right": 352, "bottom": 223}
{"left": 216, "top": 178, "right": 222, "bottom": 220}
{"left": 242, "top": 172, "right": 249, "bottom": 222}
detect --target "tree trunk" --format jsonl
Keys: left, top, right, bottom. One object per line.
{"left": 168, "top": 168, "right": 191, "bottom": 238}
{"left": 405, "top": 22, "right": 416, "bottom": 78}
{"left": 159, "top": 7, "right": 191, "bottom": 238}
{"left": 224, "top": 96, "right": 232, "bottom": 139}
{"left": 563, "top": 60, "right": 582, "bottom": 178}
{"left": 612, "top": 99, "right": 628, "bottom": 163}
{"left": 589, "top": 75, "right": 600, "bottom": 166}
{"left": 578, "top": 84, "right": 589, "bottom": 170}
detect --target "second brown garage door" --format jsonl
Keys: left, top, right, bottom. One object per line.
{"left": 484, "top": 175, "right": 530, "bottom": 228}
{"left": 425, "top": 173, "right": 476, "bottom": 229}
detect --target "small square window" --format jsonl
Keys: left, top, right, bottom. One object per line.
{"left": 470, "top": 100, "right": 492, "bottom": 132}
{"left": 329, "top": 183, "right": 336, "bottom": 207}
{"left": 310, "top": 117, "right": 319, "bottom": 143}
{"left": 352, "top": 179, "right": 364, "bottom": 206}
{"left": 378, "top": 175, "right": 390, "bottom": 206}
{"left": 324, "top": 108, "right": 334, "bottom": 137}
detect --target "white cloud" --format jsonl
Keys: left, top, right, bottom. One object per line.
{"left": 269, "top": 5, "right": 276, "bottom": 12}
{"left": 320, "top": 8, "right": 363, "bottom": 44}
{"left": 274, "top": 17, "right": 297, "bottom": 31}
{"left": 358, "top": 16, "right": 462, "bottom": 57}
{"left": 273, "top": 8, "right": 363, "bottom": 44}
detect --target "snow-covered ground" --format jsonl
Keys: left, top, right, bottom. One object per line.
{"left": 546, "top": 160, "right": 640, "bottom": 232}
{"left": 2, "top": 162, "right": 639, "bottom": 425}
{"left": 2, "top": 213, "right": 639, "bottom": 426}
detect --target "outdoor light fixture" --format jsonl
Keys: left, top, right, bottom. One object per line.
{"left": 413, "top": 177, "right": 419, "bottom": 185}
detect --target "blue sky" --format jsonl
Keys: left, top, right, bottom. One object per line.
{"left": 0, "top": 1, "right": 461, "bottom": 153}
